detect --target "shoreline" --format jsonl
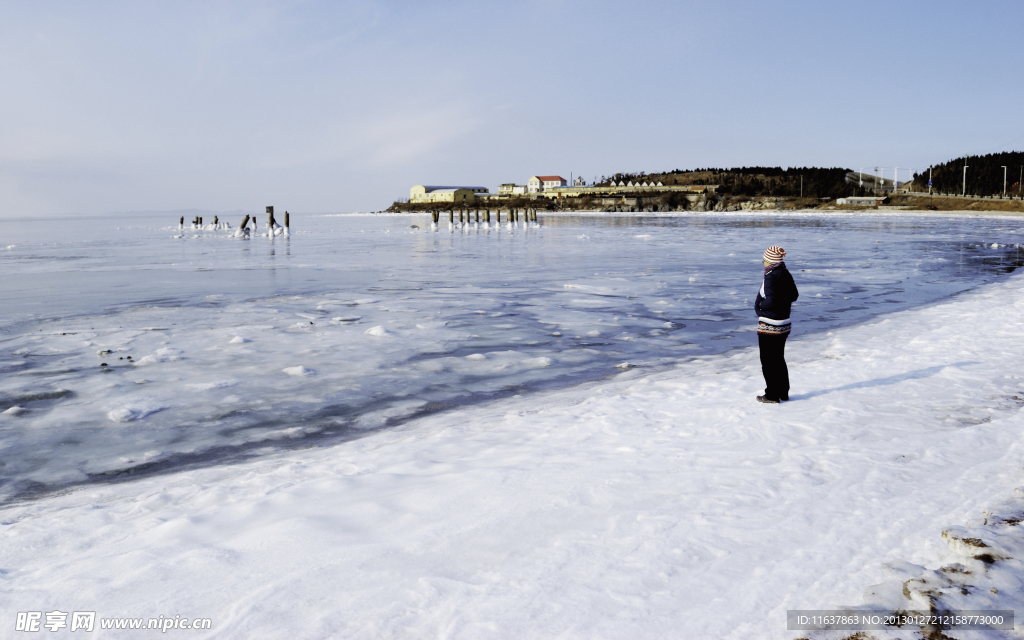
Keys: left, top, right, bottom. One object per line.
{"left": 382, "top": 207, "right": 1024, "bottom": 220}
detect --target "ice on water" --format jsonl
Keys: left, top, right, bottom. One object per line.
{"left": 1, "top": 212, "right": 1022, "bottom": 503}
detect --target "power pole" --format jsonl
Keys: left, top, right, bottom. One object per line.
{"left": 800, "top": 175, "right": 803, "bottom": 197}
{"left": 1002, "top": 166, "right": 1007, "bottom": 197}
{"left": 858, "top": 168, "right": 863, "bottom": 187}
{"left": 962, "top": 165, "right": 968, "bottom": 196}
{"left": 928, "top": 167, "right": 932, "bottom": 195}
{"left": 894, "top": 167, "right": 899, "bottom": 191}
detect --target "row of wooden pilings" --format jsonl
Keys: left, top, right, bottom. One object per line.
{"left": 241, "top": 206, "right": 290, "bottom": 230}
{"left": 180, "top": 207, "right": 290, "bottom": 230}
{"left": 430, "top": 208, "right": 539, "bottom": 224}
{"left": 180, "top": 215, "right": 219, "bottom": 226}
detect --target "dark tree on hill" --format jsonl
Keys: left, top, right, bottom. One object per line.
{"left": 913, "top": 151, "right": 1024, "bottom": 196}
{"left": 595, "top": 166, "right": 868, "bottom": 198}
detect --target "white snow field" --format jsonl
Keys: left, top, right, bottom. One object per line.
{"left": 4, "top": 239, "right": 1024, "bottom": 637}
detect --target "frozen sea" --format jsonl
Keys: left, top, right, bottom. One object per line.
{"left": 1, "top": 211, "right": 1023, "bottom": 504}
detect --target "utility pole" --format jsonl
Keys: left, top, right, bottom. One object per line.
{"left": 894, "top": 167, "right": 899, "bottom": 191}
{"left": 963, "top": 165, "right": 968, "bottom": 196}
{"left": 1002, "top": 166, "right": 1007, "bottom": 197}
{"left": 928, "top": 167, "right": 932, "bottom": 195}
{"left": 858, "top": 168, "right": 863, "bottom": 187}
{"left": 800, "top": 175, "right": 803, "bottom": 197}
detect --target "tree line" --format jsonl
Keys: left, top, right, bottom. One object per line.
{"left": 913, "top": 151, "right": 1024, "bottom": 196}
{"left": 596, "top": 167, "right": 858, "bottom": 199}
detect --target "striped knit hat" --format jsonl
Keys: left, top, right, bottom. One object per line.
{"left": 763, "top": 245, "right": 786, "bottom": 263}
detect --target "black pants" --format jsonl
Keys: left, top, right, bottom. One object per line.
{"left": 758, "top": 331, "right": 790, "bottom": 401}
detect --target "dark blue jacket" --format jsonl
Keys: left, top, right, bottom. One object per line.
{"left": 755, "top": 263, "right": 799, "bottom": 320}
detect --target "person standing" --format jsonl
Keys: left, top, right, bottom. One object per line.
{"left": 754, "top": 245, "right": 799, "bottom": 403}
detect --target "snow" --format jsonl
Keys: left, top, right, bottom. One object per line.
{"left": 2, "top": 212, "right": 1024, "bottom": 637}
{"left": 0, "top": 264, "right": 1022, "bottom": 637}
{"left": 106, "top": 401, "right": 166, "bottom": 423}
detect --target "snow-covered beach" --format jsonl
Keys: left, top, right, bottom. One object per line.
{"left": 3, "top": 212, "right": 1024, "bottom": 638}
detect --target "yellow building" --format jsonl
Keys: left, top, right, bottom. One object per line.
{"left": 410, "top": 185, "right": 489, "bottom": 203}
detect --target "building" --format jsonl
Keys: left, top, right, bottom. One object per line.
{"left": 536, "top": 183, "right": 718, "bottom": 200}
{"left": 527, "top": 176, "right": 567, "bottom": 193}
{"left": 498, "top": 184, "right": 528, "bottom": 195}
{"left": 410, "top": 185, "right": 489, "bottom": 203}
{"left": 836, "top": 196, "right": 889, "bottom": 207}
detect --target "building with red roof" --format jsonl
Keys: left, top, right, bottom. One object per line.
{"left": 527, "top": 176, "right": 567, "bottom": 193}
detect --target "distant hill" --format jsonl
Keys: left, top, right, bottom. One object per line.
{"left": 596, "top": 167, "right": 861, "bottom": 199}
{"left": 913, "top": 151, "right": 1024, "bottom": 197}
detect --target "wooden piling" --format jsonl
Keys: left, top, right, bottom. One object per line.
{"left": 214, "top": 216, "right": 219, "bottom": 225}
{"left": 267, "top": 206, "right": 275, "bottom": 229}
{"left": 475, "top": 209, "right": 480, "bottom": 223}
{"left": 179, "top": 216, "right": 184, "bottom": 226}
{"left": 284, "top": 211, "right": 290, "bottom": 228}
{"left": 484, "top": 209, "right": 490, "bottom": 222}
{"left": 449, "top": 210, "right": 454, "bottom": 224}
{"left": 240, "top": 214, "right": 250, "bottom": 230}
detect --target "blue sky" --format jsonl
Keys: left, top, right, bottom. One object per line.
{"left": 2, "top": 0, "right": 1022, "bottom": 214}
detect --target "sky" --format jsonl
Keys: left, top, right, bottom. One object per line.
{"left": 1, "top": 0, "right": 1023, "bottom": 215}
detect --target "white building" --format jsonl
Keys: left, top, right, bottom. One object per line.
{"left": 836, "top": 196, "right": 889, "bottom": 207}
{"left": 527, "top": 175, "right": 567, "bottom": 193}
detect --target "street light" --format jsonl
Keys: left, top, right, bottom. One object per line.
{"left": 963, "top": 165, "right": 968, "bottom": 196}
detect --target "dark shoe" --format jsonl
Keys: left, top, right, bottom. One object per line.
{"left": 757, "top": 395, "right": 779, "bottom": 404}
{"left": 780, "top": 395, "right": 789, "bottom": 402}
